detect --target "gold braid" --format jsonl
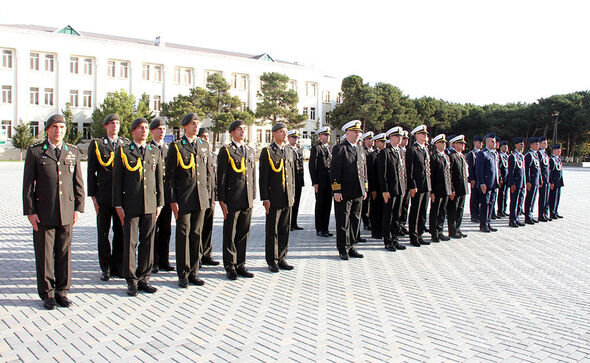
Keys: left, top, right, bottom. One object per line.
{"left": 120, "top": 146, "right": 143, "bottom": 178}
{"left": 267, "top": 148, "right": 285, "bottom": 190}
{"left": 94, "top": 140, "right": 114, "bottom": 167}
{"left": 174, "top": 143, "right": 195, "bottom": 170}
{"left": 225, "top": 146, "right": 246, "bottom": 173}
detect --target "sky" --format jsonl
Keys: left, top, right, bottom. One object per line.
{"left": 2, "top": 0, "right": 589, "bottom": 105}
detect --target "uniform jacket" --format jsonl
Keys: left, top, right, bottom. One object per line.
{"left": 329, "top": 141, "right": 368, "bottom": 199}
{"left": 366, "top": 149, "right": 380, "bottom": 193}
{"left": 376, "top": 145, "right": 403, "bottom": 196}
{"left": 87, "top": 136, "right": 129, "bottom": 206}
{"left": 508, "top": 150, "right": 526, "bottom": 189}
{"left": 466, "top": 148, "right": 480, "bottom": 183}
{"left": 150, "top": 140, "right": 169, "bottom": 202}
{"left": 524, "top": 149, "right": 541, "bottom": 186}
{"left": 290, "top": 145, "right": 305, "bottom": 188}
{"left": 476, "top": 147, "right": 499, "bottom": 189}
{"left": 165, "top": 135, "right": 210, "bottom": 213}
{"left": 430, "top": 149, "right": 453, "bottom": 196}
{"left": 537, "top": 149, "right": 550, "bottom": 185}
{"left": 406, "top": 142, "right": 431, "bottom": 193}
{"left": 309, "top": 142, "right": 332, "bottom": 188}
{"left": 23, "top": 140, "right": 85, "bottom": 226}
{"left": 448, "top": 149, "right": 469, "bottom": 196}
{"left": 549, "top": 154, "right": 564, "bottom": 188}
{"left": 498, "top": 151, "right": 509, "bottom": 183}
{"left": 259, "top": 143, "right": 295, "bottom": 209}
{"left": 207, "top": 150, "right": 217, "bottom": 204}
{"left": 217, "top": 142, "right": 256, "bottom": 210}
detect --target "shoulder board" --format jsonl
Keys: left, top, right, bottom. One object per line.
{"left": 30, "top": 142, "right": 43, "bottom": 148}
{"left": 65, "top": 143, "right": 77, "bottom": 150}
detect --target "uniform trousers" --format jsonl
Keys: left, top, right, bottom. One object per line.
{"left": 430, "top": 196, "right": 449, "bottom": 237}
{"left": 369, "top": 194, "right": 384, "bottom": 238}
{"left": 200, "top": 205, "right": 214, "bottom": 259}
{"left": 509, "top": 187, "right": 526, "bottom": 223}
{"left": 96, "top": 205, "right": 124, "bottom": 275}
{"left": 334, "top": 196, "right": 362, "bottom": 254}
{"left": 480, "top": 188, "right": 497, "bottom": 229}
{"left": 33, "top": 224, "right": 72, "bottom": 300}
{"left": 469, "top": 185, "right": 481, "bottom": 220}
{"left": 223, "top": 207, "right": 253, "bottom": 270}
{"left": 446, "top": 195, "right": 465, "bottom": 236}
{"left": 549, "top": 187, "right": 561, "bottom": 217}
{"left": 538, "top": 183, "right": 550, "bottom": 219}
{"left": 524, "top": 185, "right": 539, "bottom": 220}
{"left": 497, "top": 182, "right": 509, "bottom": 215}
{"left": 176, "top": 209, "right": 205, "bottom": 280}
{"left": 265, "top": 206, "right": 291, "bottom": 265}
{"left": 315, "top": 186, "right": 332, "bottom": 233}
{"left": 400, "top": 191, "right": 410, "bottom": 229}
{"left": 361, "top": 196, "right": 371, "bottom": 229}
{"left": 409, "top": 191, "right": 430, "bottom": 242}
{"left": 153, "top": 204, "right": 172, "bottom": 268}
{"left": 291, "top": 184, "right": 302, "bottom": 228}
{"left": 382, "top": 195, "right": 401, "bottom": 243}
{"left": 123, "top": 213, "right": 156, "bottom": 286}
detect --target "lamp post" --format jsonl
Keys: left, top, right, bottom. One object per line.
{"left": 552, "top": 111, "right": 559, "bottom": 144}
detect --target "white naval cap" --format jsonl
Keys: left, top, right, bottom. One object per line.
{"left": 431, "top": 133, "right": 447, "bottom": 144}
{"left": 315, "top": 126, "right": 331, "bottom": 135}
{"left": 362, "top": 131, "right": 374, "bottom": 140}
{"left": 385, "top": 126, "right": 404, "bottom": 138}
{"left": 372, "top": 133, "right": 386, "bottom": 142}
{"left": 287, "top": 130, "right": 300, "bottom": 137}
{"left": 411, "top": 124, "right": 429, "bottom": 136}
{"left": 402, "top": 130, "right": 409, "bottom": 138}
{"left": 450, "top": 134, "right": 466, "bottom": 144}
{"left": 342, "top": 120, "right": 362, "bottom": 132}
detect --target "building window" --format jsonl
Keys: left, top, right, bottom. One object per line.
{"left": 241, "top": 102, "right": 247, "bottom": 112}
{"left": 107, "top": 60, "right": 116, "bottom": 78}
{"left": 30, "top": 52, "right": 40, "bottom": 71}
{"left": 303, "top": 107, "right": 308, "bottom": 117}
{"left": 143, "top": 64, "right": 150, "bottom": 80}
{"left": 153, "top": 95, "right": 161, "bottom": 111}
{"left": 302, "top": 131, "right": 308, "bottom": 139}
{"left": 82, "top": 123, "right": 92, "bottom": 139}
{"left": 153, "top": 65, "right": 162, "bottom": 82}
{"left": 30, "top": 87, "right": 39, "bottom": 105}
{"left": 184, "top": 69, "right": 192, "bottom": 85}
{"left": 174, "top": 68, "right": 181, "bottom": 84}
{"left": 83, "top": 91, "right": 92, "bottom": 108}
{"left": 1, "top": 120, "right": 11, "bottom": 138}
{"left": 310, "top": 107, "right": 316, "bottom": 120}
{"left": 265, "top": 130, "right": 272, "bottom": 144}
{"left": 70, "top": 57, "right": 79, "bottom": 74}
{"left": 323, "top": 91, "right": 331, "bottom": 103}
{"left": 1, "top": 86, "right": 11, "bottom": 104}
{"left": 289, "top": 80, "right": 297, "bottom": 92}
{"left": 44, "top": 54, "right": 55, "bottom": 72}
{"left": 44, "top": 88, "right": 54, "bottom": 106}
{"left": 83, "top": 58, "right": 93, "bottom": 75}
{"left": 2, "top": 50, "right": 12, "bottom": 69}
{"left": 232, "top": 74, "right": 248, "bottom": 90}
{"left": 337, "top": 93, "right": 343, "bottom": 104}
{"left": 256, "top": 129, "right": 262, "bottom": 143}
{"left": 306, "top": 82, "right": 318, "bottom": 97}
{"left": 120, "top": 62, "right": 129, "bottom": 78}
{"left": 70, "top": 90, "right": 79, "bottom": 107}
{"left": 30, "top": 121, "right": 40, "bottom": 137}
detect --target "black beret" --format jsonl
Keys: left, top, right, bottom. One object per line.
{"left": 513, "top": 137, "right": 524, "bottom": 144}
{"left": 272, "top": 122, "right": 288, "bottom": 132}
{"left": 529, "top": 136, "right": 539, "bottom": 143}
{"left": 103, "top": 113, "right": 120, "bottom": 126}
{"left": 539, "top": 136, "right": 547, "bottom": 142}
{"left": 45, "top": 114, "right": 65, "bottom": 130}
{"left": 500, "top": 141, "right": 508, "bottom": 146}
{"left": 149, "top": 117, "right": 167, "bottom": 130}
{"left": 130, "top": 117, "right": 148, "bottom": 131}
{"left": 229, "top": 120, "right": 246, "bottom": 133}
{"left": 552, "top": 144, "right": 561, "bottom": 149}
{"left": 181, "top": 113, "right": 199, "bottom": 126}
{"left": 473, "top": 135, "right": 483, "bottom": 142}
{"left": 484, "top": 132, "right": 496, "bottom": 140}
{"left": 197, "top": 127, "right": 209, "bottom": 137}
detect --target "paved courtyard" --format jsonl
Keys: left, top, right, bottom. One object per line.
{"left": 0, "top": 161, "right": 589, "bottom": 362}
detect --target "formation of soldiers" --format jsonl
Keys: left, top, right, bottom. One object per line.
{"left": 22, "top": 114, "right": 565, "bottom": 310}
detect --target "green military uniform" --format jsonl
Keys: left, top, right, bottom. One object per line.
{"left": 150, "top": 139, "right": 173, "bottom": 271}
{"left": 200, "top": 149, "right": 217, "bottom": 265}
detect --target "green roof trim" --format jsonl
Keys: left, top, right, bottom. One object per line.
{"left": 256, "top": 53, "right": 275, "bottom": 62}
{"left": 57, "top": 25, "right": 80, "bottom": 36}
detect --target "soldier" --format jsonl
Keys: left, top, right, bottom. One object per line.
{"left": 549, "top": 144, "right": 564, "bottom": 219}
{"left": 217, "top": 120, "right": 256, "bottom": 280}
{"left": 497, "top": 140, "right": 510, "bottom": 218}
{"left": 149, "top": 117, "right": 174, "bottom": 273}
{"left": 113, "top": 118, "right": 164, "bottom": 296}
{"left": 476, "top": 132, "right": 499, "bottom": 233}
{"left": 259, "top": 122, "right": 296, "bottom": 273}
{"left": 287, "top": 130, "right": 305, "bottom": 231}
{"left": 466, "top": 135, "right": 483, "bottom": 223}
{"left": 368, "top": 133, "right": 386, "bottom": 240}
{"left": 377, "top": 126, "right": 406, "bottom": 251}
{"left": 406, "top": 125, "right": 431, "bottom": 247}
{"left": 198, "top": 127, "right": 220, "bottom": 266}
{"left": 399, "top": 130, "right": 410, "bottom": 235}
{"left": 87, "top": 113, "right": 128, "bottom": 281}
{"left": 361, "top": 131, "right": 374, "bottom": 231}
{"left": 537, "top": 136, "right": 551, "bottom": 222}
{"left": 446, "top": 135, "right": 469, "bottom": 238}
{"left": 524, "top": 137, "right": 541, "bottom": 224}
{"left": 165, "top": 113, "right": 210, "bottom": 288}
{"left": 23, "top": 114, "right": 85, "bottom": 309}
{"left": 330, "top": 120, "right": 368, "bottom": 260}
{"left": 309, "top": 127, "right": 333, "bottom": 237}
{"left": 490, "top": 137, "right": 501, "bottom": 220}
{"left": 429, "top": 134, "right": 452, "bottom": 242}
{"left": 508, "top": 137, "right": 527, "bottom": 227}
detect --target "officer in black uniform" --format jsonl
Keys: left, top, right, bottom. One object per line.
{"left": 497, "top": 140, "right": 510, "bottom": 218}
{"left": 309, "top": 127, "right": 333, "bottom": 237}
{"left": 549, "top": 144, "right": 564, "bottom": 219}
{"left": 330, "top": 120, "right": 368, "bottom": 260}
{"left": 446, "top": 135, "right": 469, "bottom": 238}
{"left": 429, "top": 134, "right": 452, "bottom": 242}
{"left": 524, "top": 137, "right": 541, "bottom": 224}
{"left": 217, "top": 120, "right": 256, "bottom": 280}
{"left": 399, "top": 130, "right": 410, "bottom": 235}
{"left": 23, "top": 114, "right": 85, "bottom": 309}
{"left": 368, "top": 133, "right": 386, "bottom": 239}
{"left": 165, "top": 113, "right": 210, "bottom": 288}
{"left": 287, "top": 130, "right": 305, "bottom": 231}
{"left": 113, "top": 118, "right": 164, "bottom": 296}
{"left": 149, "top": 117, "right": 174, "bottom": 273}
{"left": 198, "top": 127, "right": 220, "bottom": 266}
{"left": 537, "top": 136, "right": 551, "bottom": 222}
{"left": 406, "top": 125, "right": 432, "bottom": 247}
{"left": 361, "top": 131, "right": 374, "bottom": 230}
{"left": 87, "top": 113, "right": 128, "bottom": 281}
{"left": 466, "top": 135, "right": 483, "bottom": 222}
{"left": 507, "top": 137, "right": 527, "bottom": 227}
{"left": 259, "top": 122, "right": 296, "bottom": 273}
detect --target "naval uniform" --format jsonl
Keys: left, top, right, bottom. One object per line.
{"left": 466, "top": 148, "right": 481, "bottom": 221}
{"left": 309, "top": 142, "right": 333, "bottom": 235}
{"left": 406, "top": 142, "right": 431, "bottom": 244}
{"left": 367, "top": 149, "right": 383, "bottom": 239}
{"left": 23, "top": 140, "right": 85, "bottom": 300}
{"left": 497, "top": 151, "right": 509, "bottom": 217}
{"left": 508, "top": 150, "right": 526, "bottom": 225}
{"left": 429, "top": 149, "right": 452, "bottom": 239}
{"left": 290, "top": 144, "right": 305, "bottom": 229}
{"left": 537, "top": 148, "right": 551, "bottom": 221}
{"left": 524, "top": 149, "right": 541, "bottom": 223}
{"left": 447, "top": 148, "right": 469, "bottom": 237}
{"left": 361, "top": 145, "right": 373, "bottom": 229}
{"left": 549, "top": 154, "right": 564, "bottom": 218}
{"left": 376, "top": 144, "right": 403, "bottom": 245}
{"left": 399, "top": 146, "right": 410, "bottom": 232}
{"left": 150, "top": 139, "right": 173, "bottom": 270}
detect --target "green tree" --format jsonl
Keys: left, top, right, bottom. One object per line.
{"left": 256, "top": 72, "right": 305, "bottom": 128}
{"left": 330, "top": 75, "right": 383, "bottom": 131}
{"left": 91, "top": 90, "right": 152, "bottom": 139}
{"left": 160, "top": 88, "right": 208, "bottom": 128}
{"left": 61, "top": 102, "right": 82, "bottom": 145}
{"left": 11, "top": 121, "right": 35, "bottom": 161}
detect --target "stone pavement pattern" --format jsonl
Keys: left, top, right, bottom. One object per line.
{"left": 0, "top": 161, "right": 589, "bottom": 362}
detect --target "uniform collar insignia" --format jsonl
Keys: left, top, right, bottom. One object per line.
{"left": 130, "top": 144, "right": 135, "bottom": 150}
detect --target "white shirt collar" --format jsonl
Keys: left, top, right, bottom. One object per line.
{"left": 47, "top": 139, "right": 62, "bottom": 150}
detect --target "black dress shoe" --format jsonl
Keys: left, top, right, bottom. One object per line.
{"left": 201, "top": 257, "right": 220, "bottom": 266}
{"left": 410, "top": 240, "right": 421, "bottom": 247}
{"left": 236, "top": 266, "right": 254, "bottom": 278}
{"left": 357, "top": 237, "right": 367, "bottom": 243}
{"left": 152, "top": 266, "right": 160, "bottom": 274}
{"left": 160, "top": 264, "right": 175, "bottom": 272}
{"left": 532, "top": 218, "right": 539, "bottom": 223}
{"left": 110, "top": 271, "right": 123, "bottom": 279}
{"left": 419, "top": 238, "right": 430, "bottom": 245}
{"left": 316, "top": 231, "right": 329, "bottom": 237}
{"left": 226, "top": 268, "right": 238, "bottom": 280}
{"left": 43, "top": 298, "right": 56, "bottom": 310}
{"left": 556, "top": 214, "right": 563, "bottom": 218}
{"left": 100, "top": 271, "right": 110, "bottom": 281}
{"left": 178, "top": 278, "right": 189, "bottom": 288}
{"left": 431, "top": 235, "right": 440, "bottom": 243}
{"left": 538, "top": 217, "right": 548, "bottom": 222}
{"left": 489, "top": 226, "right": 498, "bottom": 232}
{"left": 268, "top": 263, "right": 280, "bottom": 273}
{"left": 424, "top": 227, "right": 430, "bottom": 233}
{"left": 480, "top": 227, "right": 491, "bottom": 233}
{"left": 292, "top": 226, "right": 304, "bottom": 230}
{"left": 450, "top": 233, "right": 462, "bottom": 239}
{"left": 348, "top": 248, "right": 364, "bottom": 258}
{"left": 56, "top": 295, "right": 72, "bottom": 308}
{"left": 401, "top": 227, "right": 410, "bottom": 235}
{"left": 278, "top": 260, "right": 294, "bottom": 270}
{"left": 393, "top": 241, "right": 406, "bottom": 250}
{"left": 326, "top": 231, "right": 334, "bottom": 236}
{"left": 439, "top": 235, "right": 450, "bottom": 241}
{"left": 127, "top": 284, "right": 138, "bottom": 297}
{"left": 461, "top": 232, "right": 468, "bottom": 238}
{"left": 491, "top": 215, "right": 497, "bottom": 220}
{"left": 138, "top": 283, "right": 157, "bottom": 293}
{"left": 525, "top": 219, "right": 535, "bottom": 225}
{"left": 385, "top": 243, "right": 396, "bottom": 251}
{"left": 516, "top": 221, "right": 526, "bottom": 226}
{"left": 188, "top": 275, "right": 205, "bottom": 286}
{"left": 339, "top": 252, "right": 349, "bottom": 260}
{"left": 509, "top": 222, "right": 519, "bottom": 228}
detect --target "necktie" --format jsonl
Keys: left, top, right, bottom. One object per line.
{"left": 112, "top": 141, "right": 117, "bottom": 149}
{"left": 139, "top": 146, "right": 145, "bottom": 158}
{"left": 239, "top": 145, "right": 244, "bottom": 155}
{"left": 54, "top": 147, "right": 60, "bottom": 160}
{"left": 192, "top": 141, "right": 198, "bottom": 153}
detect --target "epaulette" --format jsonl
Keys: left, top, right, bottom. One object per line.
{"left": 30, "top": 142, "right": 43, "bottom": 148}
{"left": 65, "top": 143, "right": 78, "bottom": 150}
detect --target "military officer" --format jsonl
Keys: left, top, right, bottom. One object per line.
{"left": 23, "top": 114, "right": 85, "bottom": 309}
{"left": 361, "top": 131, "right": 374, "bottom": 231}
{"left": 260, "top": 122, "right": 296, "bottom": 272}
{"left": 287, "top": 130, "right": 305, "bottom": 231}
{"left": 165, "top": 113, "right": 210, "bottom": 288}
{"left": 537, "top": 136, "right": 551, "bottom": 222}
{"left": 149, "top": 117, "right": 174, "bottom": 273}
{"left": 377, "top": 126, "right": 406, "bottom": 251}
{"left": 466, "top": 135, "right": 483, "bottom": 222}
{"left": 446, "top": 135, "right": 469, "bottom": 238}
{"left": 549, "top": 144, "right": 564, "bottom": 219}
{"left": 330, "top": 120, "right": 368, "bottom": 260}
{"left": 198, "top": 127, "right": 220, "bottom": 266}
{"left": 217, "top": 120, "right": 256, "bottom": 280}
{"left": 507, "top": 137, "right": 527, "bottom": 227}
{"left": 429, "top": 134, "right": 452, "bottom": 241}
{"left": 406, "top": 125, "right": 432, "bottom": 247}
{"left": 87, "top": 113, "right": 128, "bottom": 281}
{"left": 476, "top": 132, "right": 500, "bottom": 233}
{"left": 497, "top": 140, "right": 510, "bottom": 218}
{"left": 399, "top": 130, "right": 411, "bottom": 235}
{"left": 524, "top": 137, "right": 541, "bottom": 224}
{"left": 113, "top": 118, "right": 164, "bottom": 296}
{"left": 309, "top": 126, "right": 333, "bottom": 237}
{"left": 368, "top": 133, "right": 386, "bottom": 239}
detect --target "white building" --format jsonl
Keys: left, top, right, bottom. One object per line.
{"left": 0, "top": 24, "right": 342, "bottom": 157}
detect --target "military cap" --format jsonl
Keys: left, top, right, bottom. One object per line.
{"left": 447, "top": 134, "right": 456, "bottom": 142}
{"left": 372, "top": 133, "right": 386, "bottom": 142}
{"left": 513, "top": 136, "right": 524, "bottom": 144}
{"left": 316, "top": 126, "right": 330, "bottom": 135}
{"left": 450, "top": 135, "right": 466, "bottom": 144}
{"left": 432, "top": 134, "right": 447, "bottom": 144}
{"left": 529, "top": 136, "right": 539, "bottom": 143}
{"left": 149, "top": 117, "right": 167, "bottom": 130}
{"left": 473, "top": 135, "right": 483, "bottom": 142}
{"left": 411, "top": 125, "right": 428, "bottom": 135}
{"left": 103, "top": 113, "right": 120, "bottom": 126}
{"left": 402, "top": 130, "right": 409, "bottom": 139}
{"left": 386, "top": 126, "right": 403, "bottom": 138}
{"left": 500, "top": 140, "right": 508, "bottom": 146}
{"left": 228, "top": 120, "right": 246, "bottom": 133}
{"left": 287, "top": 130, "right": 300, "bottom": 138}
{"left": 181, "top": 113, "right": 199, "bottom": 126}
{"left": 362, "top": 131, "right": 374, "bottom": 140}
{"left": 45, "top": 114, "right": 66, "bottom": 130}
{"left": 552, "top": 143, "right": 561, "bottom": 149}
{"left": 484, "top": 132, "right": 496, "bottom": 140}
{"left": 130, "top": 117, "right": 148, "bottom": 131}
{"left": 197, "top": 127, "right": 209, "bottom": 137}
{"left": 539, "top": 136, "right": 547, "bottom": 142}
{"left": 342, "top": 120, "right": 362, "bottom": 132}
{"left": 272, "top": 122, "right": 288, "bottom": 132}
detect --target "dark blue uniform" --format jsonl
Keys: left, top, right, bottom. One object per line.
{"left": 476, "top": 147, "right": 499, "bottom": 230}
{"left": 549, "top": 154, "right": 564, "bottom": 218}
{"left": 466, "top": 148, "right": 481, "bottom": 221}
{"left": 524, "top": 149, "right": 541, "bottom": 222}
{"left": 507, "top": 150, "right": 526, "bottom": 225}
{"left": 497, "top": 151, "right": 509, "bottom": 216}
{"left": 537, "top": 148, "right": 551, "bottom": 221}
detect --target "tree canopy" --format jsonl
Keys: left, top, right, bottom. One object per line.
{"left": 90, "top": 90, "right": 152, "bottom": 139}
{"left": 256, "top": 72, "right": 305, "bottom": 129}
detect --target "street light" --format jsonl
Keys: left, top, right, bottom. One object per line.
{"left": 552, "top": 111, "right": 559, "bottom": 144}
